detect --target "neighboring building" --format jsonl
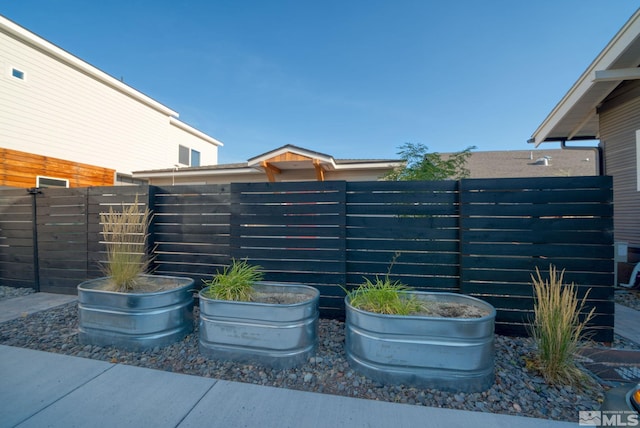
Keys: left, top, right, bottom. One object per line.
{"left": 448, "top": 149, "right": 597, "bottom": 178}
{"left": 134, "top": 145, "right": 597, "bottom": 186}
{"left": 530, "top": 9, "right": 640, "bottom": 250}
{"left": 0, "top": 15, "right": 222, "bottom": 188}
{"left": 133, "top": 145, "right": 404, "bottom": 185}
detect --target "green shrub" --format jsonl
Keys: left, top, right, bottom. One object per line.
{"left": 202, "top": 259, "right": 264, "bottom": 301}
{"left": 100, "top": 197, "right": 152, "bottom": 292}
{"left": 529, "top": 265, "right": 595, "bottom": 386}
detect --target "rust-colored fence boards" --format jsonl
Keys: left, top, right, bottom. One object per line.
{"left": 230, "top": 181, "right": 346, "bottom": 318}
{"left": 0, "top": 188, "right": 34, "bottom": 288}
{"left": 460, "top": 176, "right": 614, "bottom": 341}
{"left": 0, "top": 176, "right": 615, "bottom": 341}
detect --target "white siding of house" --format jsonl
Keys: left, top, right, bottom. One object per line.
{"left": 169, "top": 120, "right": 218, "bottom": 166}
{"left": 0, "top": 21, "right": 219, "bottom": 176}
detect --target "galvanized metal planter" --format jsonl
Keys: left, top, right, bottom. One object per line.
{"left": 345, "top": 291, "right": 496, "bottom": 392}
{"left": 78, "top": 275, "right": 195, "bottom": 351}
{"left": 198, "top": 282, "right": 319, "bottom": 369}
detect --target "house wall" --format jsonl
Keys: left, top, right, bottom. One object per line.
{"left": 0, "top": 147, "right": 115, "bottom": 188}
{"left": 168, "top": 121, "right": 218, "bottom": 166}
{"left": 599, "top": 80, "right": 640, "bottom": 247}
{"left": 0, "top": 19, "right": 219, "bottom": 176}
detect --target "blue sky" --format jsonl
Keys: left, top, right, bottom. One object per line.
{"left": 2, "top": 2, "right": 638, "bottom": 163}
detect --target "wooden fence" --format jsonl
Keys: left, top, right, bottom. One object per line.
{"left": 0, "top": 176, "right": 614, "bottom": 341}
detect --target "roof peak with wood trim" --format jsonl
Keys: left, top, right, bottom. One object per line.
{"left": 247, "top": 145, "right": 337, "bottom": 182}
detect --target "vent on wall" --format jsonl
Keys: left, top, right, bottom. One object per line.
{"left": 37, "top": 176, "right": 69, "bottom": 188}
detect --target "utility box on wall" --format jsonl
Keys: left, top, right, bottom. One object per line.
{"left": 615, "top": 242, "right": 629, "bottom": 286}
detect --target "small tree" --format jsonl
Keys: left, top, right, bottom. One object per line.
{"left": 385, "top": 142, "right": 475, "bottom": 181}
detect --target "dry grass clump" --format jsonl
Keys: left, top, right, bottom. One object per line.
{"left": 100, "top": 197, "right": 152, "bottom": 292}
{"left": 529, "top": 265, "right": 595, "bottom": 386}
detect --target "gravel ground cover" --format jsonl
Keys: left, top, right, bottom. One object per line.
{"left": 615, "top": 288, "right": 640, "bottom": 310}
{"left": 1, "top": 285, "right": 639, "bottom": 423}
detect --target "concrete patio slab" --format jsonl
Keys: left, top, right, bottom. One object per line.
{"left": 0, "top": 293, "right": 76, "bottom": 323}
{"left": 14, "top": 360, "right": 216, "bottom": 428}
{"left": 180, "top": 378, "right": 576, "bottom": 428}
{"left": 0, "top": 344, "right": 113, "bottom": 427}
{"left": 615, "top": 303, "right": 640, "bottom": 344}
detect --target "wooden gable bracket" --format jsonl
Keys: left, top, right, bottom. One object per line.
{"left": 313, "top": 159, "right": 325, "bottom": 181}
{"left": 261, "top": 161, "right": 281, "bottom": 182}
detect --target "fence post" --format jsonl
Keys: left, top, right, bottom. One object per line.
{"left": 26, "top": 187, "right": 42, "bottom": 292}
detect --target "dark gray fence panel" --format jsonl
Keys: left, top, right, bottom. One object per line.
{"left": 0, "top": 189, "right": 34, "bottom": 289}
{"left": 230, "top": 181, "right": 347, "bottom": 318}
{"left": 460, "top": 176, "right": 614, "bottom": 342}
{"left": 151, "top": 184, "right": 231, "bottom": 285}
{"left": 0, "top": 176, "right": 616, "bottom": 341}
{"left": 346, "top": 180, "right": 460, "bottom": 293}
{"left": 35, "top": 187, "right": 88, "bottom": 294}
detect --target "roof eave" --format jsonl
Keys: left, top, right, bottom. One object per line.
{"left": 530, "top": 8, "right": 640, "bottom": 147}
{"left": 169, "top": 117, "right": 223, "bottom": 146}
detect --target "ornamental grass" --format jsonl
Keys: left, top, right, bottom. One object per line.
{"left": 100, "top": 197, "right": 152, "bottom": 292}
{"left": 346, "top": 276, "right": 425, "bottom": 315}
{"left": 202, "top": 259, "right": 264, "bottom": 301}
{"left": 529, "top": 265, "right": 595, "bottom": 387}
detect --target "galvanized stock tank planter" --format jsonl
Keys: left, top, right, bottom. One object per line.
{"left": 198, "top": 282, "right": 320, "bottom": 369}
{"left": 78, "top": 275, "right": 195, "bottom": 351}
{"left": 345, "top": 291, "right": 496, "bottom": 393}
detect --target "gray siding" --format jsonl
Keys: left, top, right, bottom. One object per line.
{"left": 600, "top": 82, "right": 640, "bottom": 247}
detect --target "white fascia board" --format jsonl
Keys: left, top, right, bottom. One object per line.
{"left": 133, "top": 167, "right": 260, "bottom": 179}
{"left": 333, "top": 161, "right": 404, "bottom": 171}
{"left": 0, "top": 15, "right": 178, "bottom": 117}
{"left": 594, "top": 67, "right": 640, "bottom": 82}
{"left": 169, "top": 117, "right": 223, "bottom": 146}
{"left": 531, "top": 9, "right": 640, "bottom": 146}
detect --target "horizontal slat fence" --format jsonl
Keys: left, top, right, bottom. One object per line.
{"left": 345, "top": 181, "right": 460, "bottom": 292}
{"left": 0, "top": 188, "right": 34, "bottom": 289}
{"left": 36, "top": 188, "right": 88, "bottom": 294}
{"left": 0, "top": 176, "right": 615, "bottom": 341}
{"left": 230, "top": 181, "right": 346, "bottom": 318}
{"left": 460, "top": 176, "right": 614, "bottom": 342}
{"left": 151, "top": 184, "right": 231, "bottom": 285}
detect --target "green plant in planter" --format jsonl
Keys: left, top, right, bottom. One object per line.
{"left": 100, "top": 196, "right": 153, "bottom": 292}
{"left": 345, "top": 252, "right": 426, "bottom": 315}
{"left": 346, "top": 276, "right": 425, "bottom": 315}
{"left": 202, "top": 259, "right": 264, "bottom": 301}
